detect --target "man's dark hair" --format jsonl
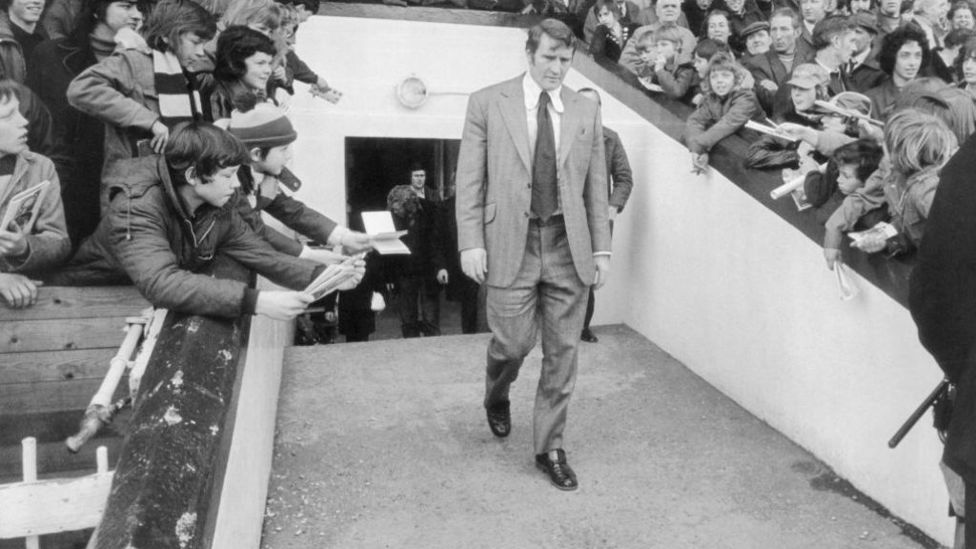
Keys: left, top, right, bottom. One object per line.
{"left": 833, "top": 139, "right": 884, "bottom": 183}
{"left": 945, "top": 27, "right": 975, "bottom": 49}
{"left": 526, "top": 18, "right": 577, "bottom": 54}
{"left": 409, "top": 162, "right": 425, "bottom": 174}
{"left": 69, "top": 0, "right": 154, "bottom": 43}
{"left": 166, "top": 122, "right": 249, "bottom": 186}
{"left": 811, "top": 15, "right": 856, "bottom": 51}
{"left": 878, "top": 25, "right": 929, "bottom": 75}
{"left": 145, "top": 0, "right": 217, "bottom": 53}
{"left": 215, "top": 26, "right": 276, "bottom": 83}
{"left": 769, "top": 7, "right": 801, "bottom": 28}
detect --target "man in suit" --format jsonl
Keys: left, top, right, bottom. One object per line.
{"left": 456, "top": 18, "right": 611, "bottom": 492}
{"left": 576, "top": 88, "right": 631, "bottom": 344}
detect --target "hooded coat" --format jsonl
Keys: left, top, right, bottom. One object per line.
{"left": 54, "top": 155, "right": 323, "bottom": 318}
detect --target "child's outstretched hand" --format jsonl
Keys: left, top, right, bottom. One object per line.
{"left": 691, "top": 152, "right": 709, "bottom": 175}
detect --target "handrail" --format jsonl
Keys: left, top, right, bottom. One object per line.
{"left": 65, "top": 309, "right": 154, "bottom": 453}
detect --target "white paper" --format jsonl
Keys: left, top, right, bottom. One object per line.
{"left": 835, "top": 264, "right": 859, "bottom": 301}
{"left": 360, "top": 211, "right": 410, "bottom": 255}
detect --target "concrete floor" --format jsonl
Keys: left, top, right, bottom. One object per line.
{"left": 263, "top": 325, "right": 939, "bottom": 549}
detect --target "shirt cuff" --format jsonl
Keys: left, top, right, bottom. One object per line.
{"left": 593, "top": 252, "right": 611, "bottom": 257}
{"left": 326, "top": 226, "right": 350, "bottom": 247}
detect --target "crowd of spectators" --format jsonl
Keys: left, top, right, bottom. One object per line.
{"left": 507, "top": 0, "right": 975, "bottom": 276}
{"left": 0, "top": 0, "right": 373, "bottom": 317}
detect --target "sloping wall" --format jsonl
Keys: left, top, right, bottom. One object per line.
{"left": 289, "top": 15, "right": 951, "bottom": 545}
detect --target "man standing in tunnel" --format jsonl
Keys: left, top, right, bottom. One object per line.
{"left": 455, "top": 18, "right": 611, "bottom": 491}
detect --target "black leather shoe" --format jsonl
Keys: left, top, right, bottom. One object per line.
{"left": 580, "top": 329, "right": 598, "bottom": 343}
{"left": 535, "top": 449, "right": 578, "bottom": 491}
{"left": 486, "top": 401, "right": 511, "bottom": 438}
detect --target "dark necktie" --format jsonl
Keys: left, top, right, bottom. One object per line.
{"left": 531, "top": 91, "right": 558, "bottom": 221}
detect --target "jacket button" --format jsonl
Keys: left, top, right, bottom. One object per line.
{"left": 524, "top": 212, "right": 530, "bottom": 217}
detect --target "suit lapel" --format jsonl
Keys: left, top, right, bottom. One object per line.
{"left": 499, "top": 78, "right": 532, "bottom": 173}
{"left": 558, "top": 88, "right": 579, "bottom": 169}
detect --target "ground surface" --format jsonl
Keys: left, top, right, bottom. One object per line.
{"left": 264, "top": 324, "right": 938, "bottom": 549}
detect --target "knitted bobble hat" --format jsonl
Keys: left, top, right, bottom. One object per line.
{"left": 223, "top": 93, "right": 297, "bottom": 149}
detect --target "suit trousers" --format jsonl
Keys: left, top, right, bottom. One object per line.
{"left": 483, "top": 216, "right": 589, "bottom": 455}
{"left": 397, "top": 274, "right": 441, "bottom": 338}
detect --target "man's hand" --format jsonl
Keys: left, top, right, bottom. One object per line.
{"left": 436, "top": 268, "right": 449, "bottom": 284}
{"left": 823, "top": 248, "right": 842, "bottom": 271}
{"left": 758, "top": 79, "right": 778, "bottom": 92}
{"left": 336, "top": 257, "right": 367, "bottom": 291}
{"left": 0, "top": 221, "right": 28, "bottom": 257}
{"left": 255, "top": 290, "right": 314, "bottom": 320}
{"left": 0, "top": 272, "right": 39, "bottom": 308}
{"left": 777, "top": 122, "right": 817, "bottom": 145}
{"left": 311, "top": 83, "right": 342, "bottom": 104}
{"left": 853, "top": 233, "right": 887, "bottom": 253}
{"left": 593, "top": 255, "right": 611, "bottom": 290}
{"left": 301, "top": 246, "right": 349, "bottom": 265}
{"left": 150, "top": 120, "right": 169, "bottom": 154}
{"left": 461, "top": 248, "right": 487, "bottom": 284}
{"left": 272, "top": 66, "right": 287, "bottom": 83}
{"left": 340, "top": 231, "right": 373, "bottom": 253}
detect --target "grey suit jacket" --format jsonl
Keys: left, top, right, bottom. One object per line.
{"left": 455, "top": 75, "right": 611, "bottom": 288}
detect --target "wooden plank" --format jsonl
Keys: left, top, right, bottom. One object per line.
{"left": 0, "top": 317, "right": 132, "bottom": 354}
{"left": 0, "top": 408, "right": 130, "bottom": 447}
{"left": 1, "top": 348, "right": 114, "bottom": 384}
{"left": 0, "top": 438, "right": 121, "bottom": 483}
{"left": 208, "top": 312, "right": 292, "bottom": 548}
{"left": 0, "top": 377, "right": 129, "bottom": 416}
{"left": 0, "top": 286, "right": 148, "bottom": 322}
{"left": 0, "top": 472, "right": 113, "bottom": 537}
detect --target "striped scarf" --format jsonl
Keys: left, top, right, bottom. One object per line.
{"left": 152, "top": 49, "right": 203, "bottom": 127}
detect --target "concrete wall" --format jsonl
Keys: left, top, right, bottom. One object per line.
{"left": 289, "top": 16, "right": 952, "bottom": 545}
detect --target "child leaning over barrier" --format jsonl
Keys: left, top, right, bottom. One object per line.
{"left": 51, "top": 122, "right": 363, "bottom": 319}
{"left": 0, "top": 80, "right": 70, "bottom": 308}
{"left": 849, "top": 109, "right": 957, "bottom": 258}
{"left": 803, "top": 138, "right": 884, "bottom": 220}
{"left": 821, "top": 109, "right": 956, "bottom": 270}
{"left": 684, "top": 52, "right": 764, "bottom": 175}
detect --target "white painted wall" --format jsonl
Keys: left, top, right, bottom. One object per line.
{"left": 289, "top": 16, "right": 951, "bottom": 546}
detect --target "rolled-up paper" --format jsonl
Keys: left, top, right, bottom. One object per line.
{"left": 770, "top": 173, "right": 807, "bottom": 199}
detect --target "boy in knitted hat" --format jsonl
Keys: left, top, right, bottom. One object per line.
{"left": 217, "top": 95, "right": 371, "bottom": 264}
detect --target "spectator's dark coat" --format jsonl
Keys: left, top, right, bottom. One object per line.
{"left": 909, "top": 134, "right": 976, "bottom": 485}
{"left": 27, "top": 35, "right": 103, "bottom": 244}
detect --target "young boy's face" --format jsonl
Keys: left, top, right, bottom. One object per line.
{"left": 0, "top": 96, "right": 27, "bottom": 157}
{"left": 242, "top": 51, "right": 274, "bottom": 92}
{"left": 837, "top": 163, "right": 862, "bottom": 194}
{"left": 656, "top": 39, "right": 678, "bottom": 62}
{"left": 790, "top": 84, "right": 817, "bottom": 112}
{"left": 252, "top": 144, "right": 292, "bottom": 176}
{"left": 596, "top": 5, "right": 616, "bottom": 27}
{"left": 194, "top": 166, "right": 241, "bottom": 208}
{"left": 637, "top": 39, "right": 656, "bottom": 64}
{"left": 709, "top": 68, "right": 736, "bottom": 96}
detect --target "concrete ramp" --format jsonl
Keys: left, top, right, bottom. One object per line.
{"left": 263, "top": 325, "right": 931, "bottom": 549}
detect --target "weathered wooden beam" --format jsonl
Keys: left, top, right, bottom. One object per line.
{"left": 89, "top": 258, "right": 254, "bottom": 549}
